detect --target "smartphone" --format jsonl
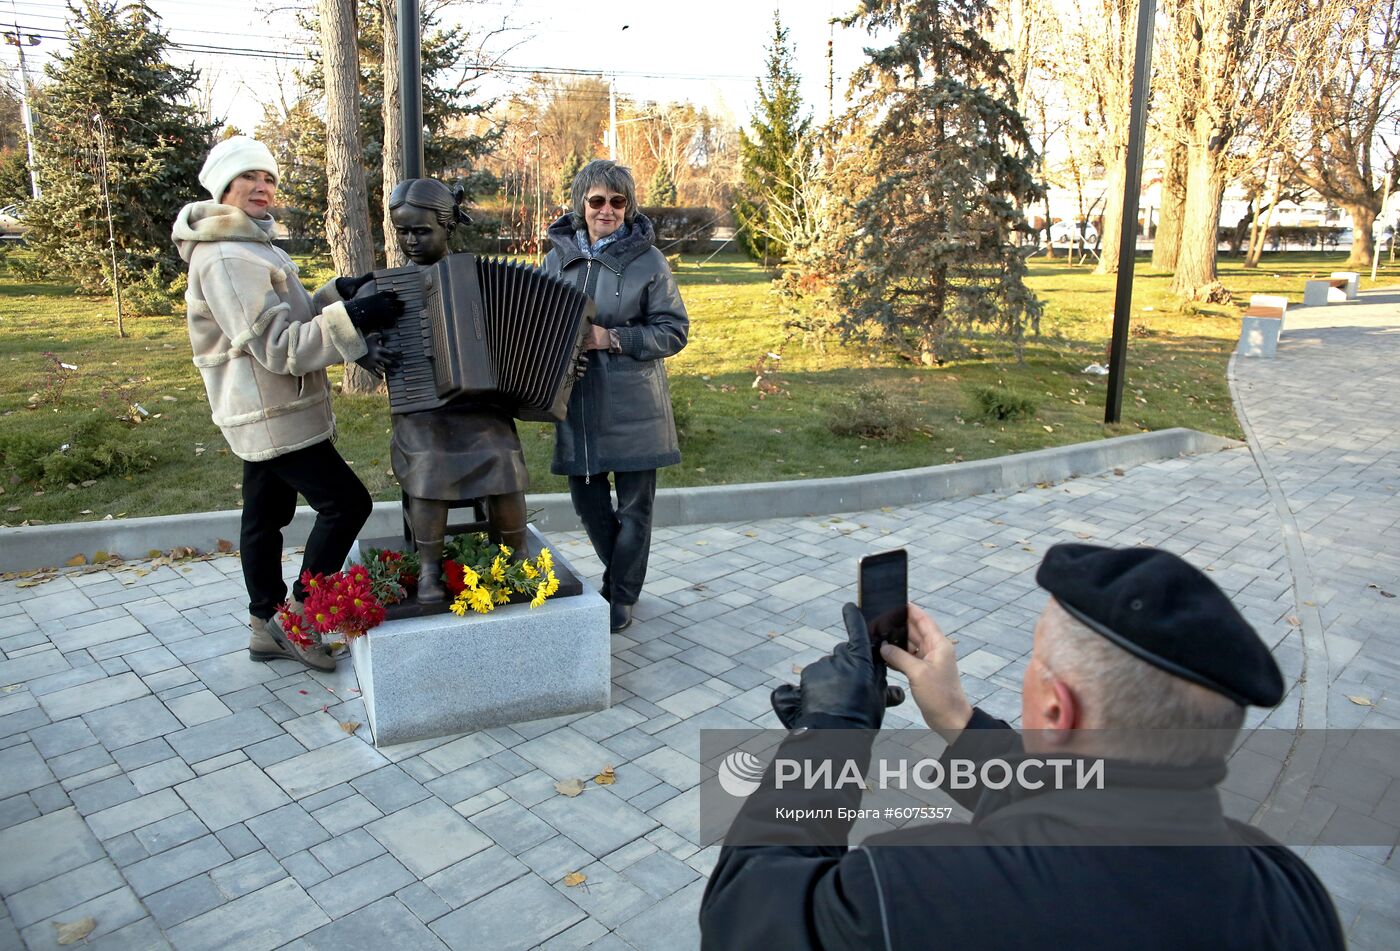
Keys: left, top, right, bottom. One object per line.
{"left": 859, "top": 549, "right": 908, "bottom": 654}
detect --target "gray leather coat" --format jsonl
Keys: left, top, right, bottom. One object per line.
{"left": 543, "top": 214, "right": 689, "bottom": 476}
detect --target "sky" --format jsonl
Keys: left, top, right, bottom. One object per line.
{"left": 0, "top": 0, "right": 884, "bottom": 135}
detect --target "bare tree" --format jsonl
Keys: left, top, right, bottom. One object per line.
{"left": 1160, "top": 0, "right": 1342, "bottom": 300}
{"left": 381, "top": 0, "right": 406, "bottom": 268}
{"left": 1290, "top": 0, "right": 1400, "bottom": 267}
{"left": 318, "top": 0, "right": 378, "bottom": 394}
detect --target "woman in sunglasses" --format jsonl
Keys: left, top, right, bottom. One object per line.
{"left": 544, "top": 160, "right": 689, "bottom": 634}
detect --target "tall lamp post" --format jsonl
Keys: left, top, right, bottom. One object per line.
{"left": 398, "top": 0, "right": 423, "bottom": 177}
{"left": 1103, "top": 0, "right": 1157, "bottom": 425}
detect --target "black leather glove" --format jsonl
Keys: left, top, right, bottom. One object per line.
{"left": 336, "top": 271, "right": 376, "bottom": 300}
{"left": 771, "top": 603, "right": 906, "bottom": 730}
{"left": 355, "top": 334, "right": 400, "bottom": 377}
{"left": 344, "top": 290, "right": 403, "bottom": 333}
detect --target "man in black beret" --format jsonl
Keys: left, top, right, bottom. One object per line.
{"left": 700, "top": 543, "right": 1343, "bottom": 950}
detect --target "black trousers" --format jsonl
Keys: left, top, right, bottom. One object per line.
{"left": 568, "top": 470, "right": 656, "bottom": 606}
{"left": 241, "top": 440, "right": 373, "bottom": 620}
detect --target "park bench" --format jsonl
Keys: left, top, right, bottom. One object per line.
{"left": 1303, "top": 272, "right": 1358, "bottom": 305}
{"left": 1237, "top": 294, "right": 1286, "bottom": 358}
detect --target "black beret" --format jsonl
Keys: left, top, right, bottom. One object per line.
{"left": 1035, "top": 544, "right": 1284, "bottom": 707}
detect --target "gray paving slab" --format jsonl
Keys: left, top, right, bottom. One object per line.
{"left": 3, "top": 296, "right": 1400, "bottom": 948}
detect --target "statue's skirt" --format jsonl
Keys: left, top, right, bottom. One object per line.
{"left": 391, "top": 402, "right": 529, "bottom": 501}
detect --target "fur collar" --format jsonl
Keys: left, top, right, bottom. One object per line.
{"left": 173, "top": 200, "right": 272, "bottom": 262}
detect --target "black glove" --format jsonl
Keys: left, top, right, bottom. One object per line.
{"left": 771, "top": 603, "right": 906, "bottom": 730}
{"left": 336, "top": 271, "right": 376, "bottom": 300}
{"left": 355, "top": 334, "right": 400, "bottom": 377}
{"left": 345, "top": 290, "right": 403, "bottom": 333}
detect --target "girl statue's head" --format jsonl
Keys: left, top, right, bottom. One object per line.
{"left": 387, "top": 179, "right": 471, "bottom": 265}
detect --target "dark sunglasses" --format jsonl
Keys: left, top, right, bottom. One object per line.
{"left": 587, "top": 195, "right": 627, "bottom": 210}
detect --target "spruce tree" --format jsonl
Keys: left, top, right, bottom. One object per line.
{"left": 735, "top": 11, "right": 810, "bottom": 263}
{"left": 649, "top": 164, "right": 677, "bottom": 205}
{"left": 25, "top": 0, "right": 216, "bottom": 292}
{"left": 557, "top": 151, "right": 584, "bottom": 207}
{"left": 811, "top": 0, "right": 1043, "bottom": 364}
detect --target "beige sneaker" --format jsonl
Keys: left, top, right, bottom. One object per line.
{"left": 252, "top": 610, "right": 336, "bottom": 672}
{"left": 248, "top": 616, "right": 293, "bottom": 663}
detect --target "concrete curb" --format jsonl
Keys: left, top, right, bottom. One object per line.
{"left": 0, "top": 427, "right": 1238, "bottom": 573}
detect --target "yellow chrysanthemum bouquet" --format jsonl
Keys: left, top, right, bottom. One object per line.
{"left": 442, "top": 531, "right": 561, "bottom": 616}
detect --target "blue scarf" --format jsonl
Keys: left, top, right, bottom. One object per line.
{"left": 574, "top": 222, "right": 630, "bottom": 258}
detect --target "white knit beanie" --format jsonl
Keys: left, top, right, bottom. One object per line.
{"left": 199, "top": 136, "right": 280, "bottom": 202}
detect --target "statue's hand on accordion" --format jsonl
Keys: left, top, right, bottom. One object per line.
{"left": 356, "top": 334, "right": 401, "bottom": 378}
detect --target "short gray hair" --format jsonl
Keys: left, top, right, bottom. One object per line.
{"left": 569, "top": 160, "right": 637, "bottom": 231}
{"left": 1037, "top": 599, "right": 1245, "bottom": 763}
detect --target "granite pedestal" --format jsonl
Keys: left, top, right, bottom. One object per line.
{"left": 1237, "top": 316, "right": 1282, "bottom": 358}
{"left": 347, "top": 527, "right": 610, "bottom": 747}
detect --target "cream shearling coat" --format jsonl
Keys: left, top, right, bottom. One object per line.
{"left": 173, "top": 201, "right": 367, "bottom": 462}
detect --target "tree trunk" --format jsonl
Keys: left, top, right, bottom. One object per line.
{"left": 1169, "top": 140, "right": 1226, "bottom": 299}
{"left": 318, "top": 0, "right": 379, "bottom": 395}
{"left": 1094, "top": 154, "right": 1126, "bottom": 275}
{"left": 1152, "top": 141, "right": 1186, "bottom": 271}
{"left": 1342, "top": 200, "right": 1378, "bottom": 267}
{"left": 381, "top": 0, "right": 407, "bottom": 269}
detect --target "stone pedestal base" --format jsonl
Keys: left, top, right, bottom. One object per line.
{"left": 1238, "top": 316, "right": 1282, "bottom": 358}
{"left": 348, "top": 528, "right": 609, "bottom": 747}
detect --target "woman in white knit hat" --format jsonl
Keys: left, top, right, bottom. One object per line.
{"left": 173, "top": 135, "right": 403, "bottom": 671}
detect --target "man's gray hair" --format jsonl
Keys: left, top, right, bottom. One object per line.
{"left": 569, "top": 160, "right": 638, "bottom": 231}
{"left": 1038, "top": 599, "right": 1245, "bottom": 763}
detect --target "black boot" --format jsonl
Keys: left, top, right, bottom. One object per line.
{"left": 610, "top": 601, "right": 633, "bottom": 633}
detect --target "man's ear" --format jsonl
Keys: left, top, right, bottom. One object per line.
{"left": 1038, "top": 677, "right": 1081, "bottom": 746}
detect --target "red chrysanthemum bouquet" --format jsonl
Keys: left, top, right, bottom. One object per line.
{"left": 276, "top": 564, "right": 387, "bottom": 647}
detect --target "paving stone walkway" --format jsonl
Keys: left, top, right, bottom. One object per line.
{"left": 1, "top": 291, "right": 1397, "bottom": 950}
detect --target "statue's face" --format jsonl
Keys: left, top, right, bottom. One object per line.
{"left": 391, "top": 203, "right": 450, "bottom": 265}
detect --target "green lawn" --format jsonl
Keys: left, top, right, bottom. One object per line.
{"left": 2, "top": 247, "right": 1393, "bottom": 527}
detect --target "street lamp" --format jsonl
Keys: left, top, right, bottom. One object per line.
{"left": 608, "top": 24, "right": 629, "bottom": 161}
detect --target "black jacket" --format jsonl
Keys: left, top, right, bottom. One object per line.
{"left": 699, "top": 709, "right": 1344, "bottom": 951}
{"left": 542, "top": 214, "right": 688, "bottom": 476}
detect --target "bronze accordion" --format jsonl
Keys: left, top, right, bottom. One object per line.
{"left": 370, "top": 254, "right": 593, "bottom": 423}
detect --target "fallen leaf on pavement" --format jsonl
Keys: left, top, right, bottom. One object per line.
{"left": 65, "top": 555, "right": 87, "bottom": 567}
{"left": 1346, "top": 695, "right": 1374, "bottom": 706}
{"left": 339, "top": 721, "right": 360, "bottom": 735}
{"left": 791, "top": 664, "right": 804, "bottom": 674}
{"left": 554, "top": 778, "right": 586, "bottom": 798}
{"left": 53, "top": 917, "right": 96, "bottom": 945}
{"left": 216, "top": 539, "right": 234, "bottom": 553}
{"left": 1286, "top": 616, "right": 1301, "bottom": 627}
{"left": 563, "top": 871, "right": 587, "bottom": 887}
{"left": 594, "top": 765, "right": 616, "bottom": 786}
{"left": 1366, "top": 583, "right": 1395, "bottom": 598}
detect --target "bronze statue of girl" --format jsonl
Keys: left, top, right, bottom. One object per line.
{"left": 386, "top": 178, "right": 528, "bottom": 603}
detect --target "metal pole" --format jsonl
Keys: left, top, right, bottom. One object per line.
{"left": 1104, "top": 0, "right": 1156, "bottom": 425}
{"left": 397, "top": 0, "right": 423, "bottom": 178}
{"left": 608, "top": 76, "right": 617, "bottom": 161}
{"left": 8, "top": 24, "right": 40, "bottom": 197}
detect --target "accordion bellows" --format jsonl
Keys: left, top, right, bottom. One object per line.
{"left": 371, "top": 254, "right": 594, "bottom": 423}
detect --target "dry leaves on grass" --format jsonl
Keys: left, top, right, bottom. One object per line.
{"left": 563, "top": 871, "right": 587, "bottom": 887}
{"left": 53, "top": 917, "right": 96, "bottom": 945}
{"left": 554, "top": 778, "right": 586, "bottom": 798}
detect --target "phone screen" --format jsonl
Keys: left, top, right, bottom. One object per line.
{"left": 859, "top": 549, "right": 908, "bottom": 653}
